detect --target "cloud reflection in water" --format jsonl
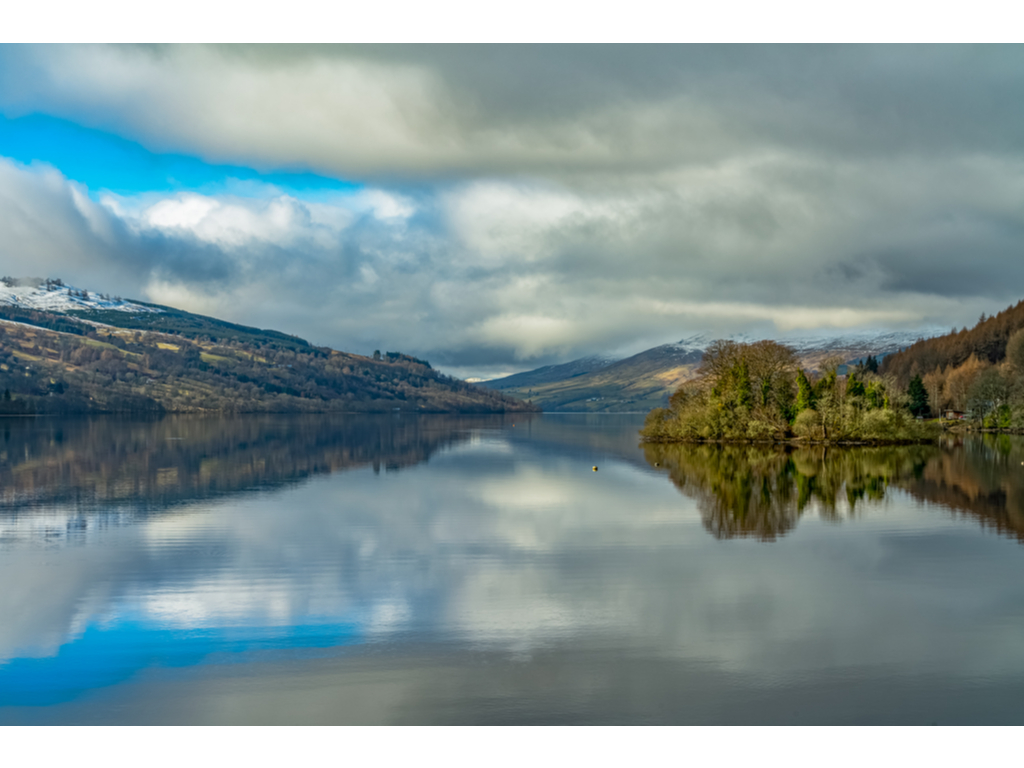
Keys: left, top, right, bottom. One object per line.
{"left": 2, "top": 416, "right": 1024, "bottom": 723}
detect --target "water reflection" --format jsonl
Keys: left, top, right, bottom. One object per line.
{"left": 0, "top": 413, "right": 529, "bottom": 534}
{"left": 899, "top": 435, "right": 1024, "bottom": 542}
{"left": 644, "top": 437, "right": 1024, "bottom": 543}
{"left": 4, "top": 416, "right": 1024, "bottom": 723}
{"left": 0, "top": 413, "right": 671, "bottom": 715}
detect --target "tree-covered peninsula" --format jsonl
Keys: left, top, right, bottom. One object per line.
{"left": 641, "top": 339, "right": 937, "bottom": 444}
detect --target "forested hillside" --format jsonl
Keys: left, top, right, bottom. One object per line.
{"left": 0, "top": 305, "right": 535, "bottom": 415}
{"left": 882, "top": 300, "right": 1024, "bottom": 383}
{"left": 874, "top": 299, "right": 1024, "bottom": 425}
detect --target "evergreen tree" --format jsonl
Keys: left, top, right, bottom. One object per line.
{"left": 814, "top": 368, "right": 837, "bottom": 400}
{"left": 734, "top": 359, "right": 752, "bottom": 410}
{"left": 795, "top": 370, "right": 815, "bottom": 414}
{"left": 847, "top": 372, "right": 866, "bottom": 398}
{"left": 759, "top": 376, "right": 772, "bottom": 408}
{"left": 865, "top": 354, "right": 879, "bottom": 373}
{"left": 865, "top": 381, "right": 883, "bottom": 409}
{"left": 908, "top": 374, "right": 929, "bottom": 417}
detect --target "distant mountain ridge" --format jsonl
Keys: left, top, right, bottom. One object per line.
{"left": 484, "top": 355, "right": 619, "bottom": 390}
{"left": 486, "top": 329, "right": 940, "bottom": 412}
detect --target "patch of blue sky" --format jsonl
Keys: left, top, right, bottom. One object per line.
{"left": 0, "top": 113, "right": 362, "bottom": 199}
{"left": 0, "top": 619, "right": 362, "bottom": 707}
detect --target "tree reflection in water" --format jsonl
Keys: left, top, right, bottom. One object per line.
{"left": 643, "top": 442, "right": 938, "bottom": 541}
{"left": 0, "top": 413, "right": 533, "bottom": 517}
{"left": 899, "top": 434, "right": 1024, "bottom": 542}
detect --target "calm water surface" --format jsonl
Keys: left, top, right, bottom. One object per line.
{"left": 2, "top": 413, "right": 1024, "bottom": 724}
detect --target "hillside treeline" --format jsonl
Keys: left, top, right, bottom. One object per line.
{"left": 70, "top": 304, "right": 313, "bottom": 351}
{"left": 642, "top": 339, "right": 936, "bottom": 443}
{"left": 883, "top": 300, "right": 1024, "bottom": 383}
{"left": 0, "top": 315, "right": 535, "bottom": 415}
{"left": 881, "top": 301, "right": 1024, "bottom": 425}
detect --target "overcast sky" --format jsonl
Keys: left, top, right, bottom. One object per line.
{"left": 1, "top": 44, "right": 1023, "bottom": 378}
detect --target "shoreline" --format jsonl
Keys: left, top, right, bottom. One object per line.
{"left": 640, "top": 437, "right": 937, "bottom": 446}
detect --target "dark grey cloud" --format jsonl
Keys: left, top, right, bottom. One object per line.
{"left": 5, "top": 45, "right": 1023, "bottom": 180}
{"left": 321, "top": 45, "right": 1024, "bottom": 165}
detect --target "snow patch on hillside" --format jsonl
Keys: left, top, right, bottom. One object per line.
{"left": 0, "top": 279, "right": 160, "bottom": 315}
{"left": 674, "top": 328, "right": 942, "bottom": 356}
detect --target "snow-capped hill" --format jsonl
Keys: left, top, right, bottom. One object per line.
{"left": 674, "top": 332, "right": 757, "bottom": 352}
{"left": 674, "top": 328, "right": 940, "bottom": 357}
{"left": 777, "top": 329, "right": 942, "bottom": 356}
{"left": 0, "top": 278, "right": 160, "bottom": 315}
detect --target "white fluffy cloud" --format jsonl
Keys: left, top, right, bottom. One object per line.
{"left": 2, "top": 152, "right": 1022, "bottom": 378}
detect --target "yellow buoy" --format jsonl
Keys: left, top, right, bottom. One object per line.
{"left": 593, "top": 466, "right": 598, "bottom": 471}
